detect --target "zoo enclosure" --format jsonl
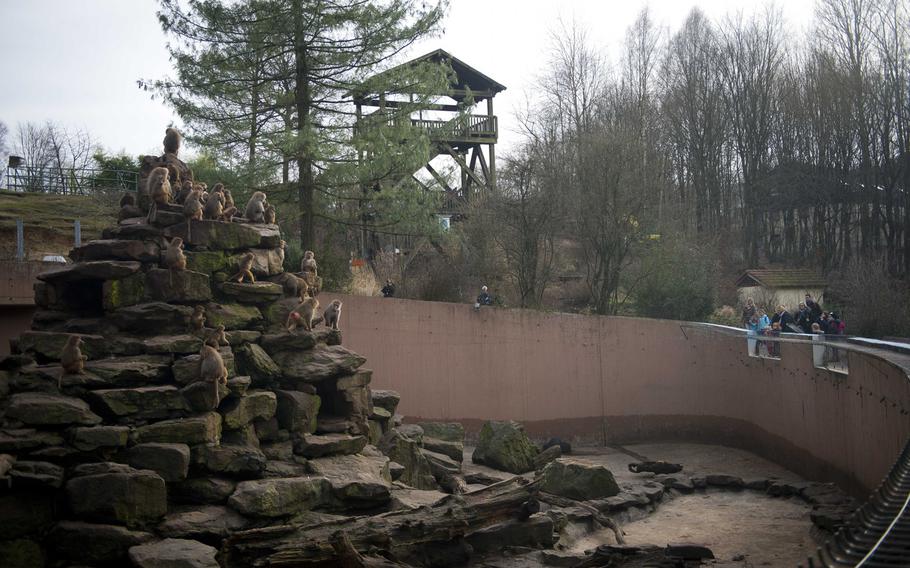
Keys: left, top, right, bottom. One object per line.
{"left": 4, "top": 164, "right": 138, "bottom": 194}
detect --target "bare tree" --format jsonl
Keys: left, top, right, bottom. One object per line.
{"left": 11, "top": 122, "right": 98, "bottom": 193}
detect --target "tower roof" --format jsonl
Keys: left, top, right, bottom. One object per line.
{"left": 352, "top": 48, "right": 506, "bottom": 104}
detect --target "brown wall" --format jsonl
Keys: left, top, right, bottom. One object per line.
{"left": 333, "top": 294, "right": 910, "bottom": 496}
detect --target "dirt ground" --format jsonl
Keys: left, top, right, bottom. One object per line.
{"left": 459, "top": 442, "right": 822, "bottom": 568}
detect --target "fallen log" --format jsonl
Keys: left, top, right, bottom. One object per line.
{"left": 221, "top": 476, "right": 539, "bottom": 568}
{"left": 537, "top": 491, "right": 626, "bottom": 545}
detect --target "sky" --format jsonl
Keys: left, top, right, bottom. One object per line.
{"left": 0, "top": 0, "right": 816, "bottom": 161}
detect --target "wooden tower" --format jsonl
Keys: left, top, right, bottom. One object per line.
{"left": 353, "top": 49, "right": 506, "bottom": 221}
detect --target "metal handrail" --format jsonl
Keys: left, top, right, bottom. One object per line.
{"left": 4, "top": 165, "right": 138, "bottom": 194}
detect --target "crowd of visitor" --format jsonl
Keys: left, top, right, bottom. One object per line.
{"left": 741, "top": 294, "right": 846, "bottom": 357}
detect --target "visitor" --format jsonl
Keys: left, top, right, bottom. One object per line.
{"left": 741, "top": 297, "right": 756, "bottom": 329}
{"left": 796, "top": 302, "right": 813, "bottom": 333}
{"left": 771, "top": 304, "right": 796, "bottom": 333}
{"left": 381, "top": 279, "right": 395, "bottom": 298}
{"left": 767, "top": 322, "right": 782, "bottom": 357}
{"left": 805, "top": 294, "right": 823, "bottom": 321}
{"left": 475, "top": 285, "right": 493, "bottom": 310}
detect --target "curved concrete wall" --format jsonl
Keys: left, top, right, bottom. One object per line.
{"left": 334, "top": 294, "right": 910, "bottom": 496}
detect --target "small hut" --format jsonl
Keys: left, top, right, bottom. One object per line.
{"left": 735, "top": 268, "right": 827, "bottom": 310}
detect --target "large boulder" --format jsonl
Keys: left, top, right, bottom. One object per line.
{"left": 169, "top": 477, "right": 236, "bottom": 505}
{"left": 221, "top": 390, "right": 277, "bottom": 429}
{"left": 271, "top": 344, "right": 366, "bottom": 384}
{"left": 83, "top": 355, "right": 173, "bottom": 387}
{"left": 145, "top": 268, "right": 213, "bottom": 304}
{"left": 165, "top": 219, "right": 262, "bottom": 250}
{"left": 109, "top": 303, "right": 194, "bottom": 335}
{"left": 49, "top": 521, "right": 155, "bottom": 566}
{"left": 66, "top": 465, "right": 168, "bottom": 527}
{"left": 294, "top": 433, "right": 367, "bottom": 458}
{"left": 419, "top": 422, "right": 465, "bottom": 463}
{"left": 308, "top": 453, "right": 392, "bottom": 509}
{"left": 378, "top": 428, "right": 437, "bottom": 490}
{"left": 122, "top": 443, "right": 191, "bottom": 482}
{"left": 233, "top": 343, "right": 281, "bottom": 386}
{"left": 218, "top": 281, "right": 283, "bottom": 304}
{"left": 38, "top": 260, "right": 140, "bottom": 283}
{"left": 70, "top": 239, "right": 161, "bottom": 263}
{"left": 203, "top": 302, "right": 263, "bottom": 330}
{"left": 191, "top": 443, "right": 266, "bottom": 477}
{"left": 128, "top": 538, "right": 219, "bottom": 568}
{"left": 72, "top": 425, "right": 131, "bottom": 451}
{"left": 87, "top": 386, "right": 188, "bottom": 419}
{"left": 134, "top": 413, "right": 222, "bottom": 445}
{"left": 228, "top": 477, "right": 330, "bottom": 517}
{"left": 275, "top": 389, "right": 320, "bottom": 433}
{"left": 6, "top": 393, "right": 102, "bottom": 426}
{"left": 369, "top": 389, "right": 400, "bottom": 415}
{"left": 157, "top": 505, "right": 248, "bottom": 540}
{"left": 471, "top": 420, "right": 538, "bottom": 474}
{"left": 539, "top": 458, "right": 621, "bottom": 500}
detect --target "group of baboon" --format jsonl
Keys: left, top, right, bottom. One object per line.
{"left": 70, "top": 127, "right": 343, "bottom": 409}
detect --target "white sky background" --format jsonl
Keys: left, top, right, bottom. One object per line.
{"left": 0, "top": 0, "right": 815, "bottom": 161}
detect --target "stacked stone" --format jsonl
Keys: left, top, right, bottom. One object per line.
{"left": 0, "top": 210, "right": 399, "bottom": 566}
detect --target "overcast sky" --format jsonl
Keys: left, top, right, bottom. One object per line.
{"left": 0, "top": 0, "right": 815, "bottom": 160}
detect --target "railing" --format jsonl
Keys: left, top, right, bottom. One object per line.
{"left": 4, "top": 166, "right": 138, "bottom": 194}
{"left": 356, "top": 112, "right": 498, "bottom": 142}
{"left": 411, "top": 114, "right": 497, "bottom": 141}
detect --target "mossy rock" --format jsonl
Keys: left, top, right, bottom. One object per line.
{"left": 204, "top": 302, "right": 263, "bottom": 330}
{"left": 539, "top": 458, "right": 621, "bottom": 500}
{"left": 103, "top": 272, "right": 146, "bottom": 310}
{"left": 185, "top": 250, "right": 233, "bottom": 275}
{"left": 471, "top": 420, "right": 538, "bottom": 474}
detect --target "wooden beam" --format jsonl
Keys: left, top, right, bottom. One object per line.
{"left": 424, "top": 163, "right": 453, "bottom": 192}
{"left": 361, "top": 99, "right": 462, "bottom": 112}
{"left": 476, "top": 146, "right": 490, "bottom": 182}
{"left": 443, "top": 145, "right": 486, "bottom": 190}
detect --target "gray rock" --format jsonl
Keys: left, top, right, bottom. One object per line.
{"left": 170, "top": 477, "right": 237, "bottom": 505}
{"left": 471, "top": 420, "right": 538, "bottom": 474}
{"left": 218, "top": 281, "right": 283, "bottom": 304}
{"left": 540, "top": 459, "right": 621, "bottom": 501}
{"left": 191, "top": 443, "right": 266, "bottom": 477}
{"left": 227, "top": 375, "right": 252, "bottom": 397}
{"left": 88, "top": 385, "right": 188, "bottom": 419}
{"left": 203, "top": 302, "right": 264, "bottom": 331}
{"left": 181, "top": 380, "right": 230, "bottom": 413}
{"left": 378, "top": 429, "right": 437, "bottom": 490}
{"left": 417, "top": 422, "right": 464, "bottom": 442}
{"left": 308, "top": 453, "right": 392, "bottom": 509}
{"left": 83, "top": 355, "right": 173, "bottom": 387}
{"left": 9, "top": 460, "right": 65, "bottom": 488}
{"left": 157, "top": 505, "right": 248, "bottom": 540}
{"left": 129, "top": 538, "right": 219, "bottom": 568}
{"left": 71, "top": 425, "right": 131, "bottom": 451}
{"left": 49, "top": 521, "right": 154, "bottom": 565}
{"left": 165, "top": 219, "right": 263, "bottom": 250}
{"left": 271, "top": 344, "right": 366, "bottom": 384}
{"left": 259, "top": 331, "right": 316, "bottom": 353}
{"left": 221, "top": 390, "right": 277, "bottom": 429}
{"left": 0, "top": 539, "right": 44, "bottom": 568}
{"left": 110, "top": 302, "right": 194, "bottom": 335}
{"left": 466, "top": 513, "right": 555, "bottom": 553}
{"left": 0, "top": 492, "right": 56, "bottom": 539}
{"left": 142, "top": 334, "right": 205, "bottom": 355}
{"left": 38, "top": 260, "right": 140, "bottom": 283}
{"left": 263, "top": 460, "right": 309, "bottom": 478}
{"left": 70, "top": 239, "right": 161, "bottom": 263}
{"left": 261, "top": 440, "right": 294, "bottom": 461}
{"left": 66, "top": 467, "right": 167, "bottom": 527}
{"left": 336, "top": 369, "right": 371, "bottom": 390}
{"left": 234, "top": 343, "right": 281, "bottom": 386}
{"left": 275, "top": 389, "right": 321, "bottom": 433}
{"left": 706, "top": 474, "right": 745, "bottom": 489}
{"left": 135, "top": 413, "right": 222, "bottom": 445}
{"left": 0, "top": 428, "right": 64, "bottom": 452}
{"left": 533, "top": 444, "right": 562, "bottom": 470}
{"left": 123, "top": 443, "right": 191, "bottom": 482}
{"left": 7, "top": 393, "right": 102, "bottom": 426}
{"left": 228, "top": 476, "right": 330, "bottom": 517}
{"left": 294, "top": 433, "right": 367, "bottom": 458}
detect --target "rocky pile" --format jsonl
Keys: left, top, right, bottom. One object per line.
{"left": 0, "top": 138, "right": 476, "bottom": 568}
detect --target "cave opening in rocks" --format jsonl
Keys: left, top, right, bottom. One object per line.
{"left": 54, "top": 279, "right": 104, "bottom": 316}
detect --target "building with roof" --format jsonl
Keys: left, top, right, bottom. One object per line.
{"left": 735, "top": 268, "right": 827, "bottom": 310}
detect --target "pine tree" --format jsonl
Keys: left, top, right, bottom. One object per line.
{"left": 145, "top": 0, "right": 449, "bottom": 252}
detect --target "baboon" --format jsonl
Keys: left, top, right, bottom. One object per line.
{"left": 146, "top": 166, "right": 172, "bottom": 224}
{"left": 244, "top": 191, "right": 267, "bottom": 223}
{"left": 205, "top": 325, "right": 228, "bottom": 348}
{"left": 203, "top": 190, "right": 224, "bottom": 220}
{"left": 166, "top": 163, "right": 181, "bottom": 186}
{"left": 164, "top": 127, "right": 182, "bottom": 155}
{"left": 118, "top": 193, "right": 137, "bottom": 222}
{"left": 278, "top": 239, "right": 287, "bottom": 266}
{"left": 230, "top": 252, "right": 255, "bottom": 283}
{"left": 174, "top": 180, "right": 194, "bottom": 204}
{"left": 199, "top": 344, "right": 228, "bottom": 408}
{"left": 264, "top": 203, "right": 276, "bottom": 224}
{"left": 164, "top": 237, "right": 187, "bottom": 270}
{"left": 188, "top": 305, "right": 206, "bottom": 334}
{"left": 60, "top": 335, "right": 87, "bottom": 380}
{"left": 286, "top": 297, "right": 319, "bottom": 332}
{"left": 300, "top": 250, "right": 318, "bottom": 277}
{"left": 281, "top": 273, "right": 308, "bottom": 299}
{"left": 212, "top": 185, "right": 237, "bottom": 221}
{"left": 183, "top": 189, "right": 204, "bottom": 241}
{"left": 323, "top": 299, "right": 342, "bottom": 330}
{"left": 222, "top": 188, "right": 236, "bottom": 210}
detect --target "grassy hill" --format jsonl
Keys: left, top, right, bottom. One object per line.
{"left": 0, "top": 190, "right": 118, "bottom": 260}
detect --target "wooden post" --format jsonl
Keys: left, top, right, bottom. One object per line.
{"left": 356, "top": 102, "right": 368, "bottom": 260}
{"left": 487, "top": 96, "right": 496, "bottom": 190}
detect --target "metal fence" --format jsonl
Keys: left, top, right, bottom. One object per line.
{"left": 4, "top": 165, "right": 138, "bottom": 194}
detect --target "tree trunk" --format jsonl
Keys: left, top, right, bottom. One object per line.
{"left": 294, "top": 0, "right": 315, "bottom": 252}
